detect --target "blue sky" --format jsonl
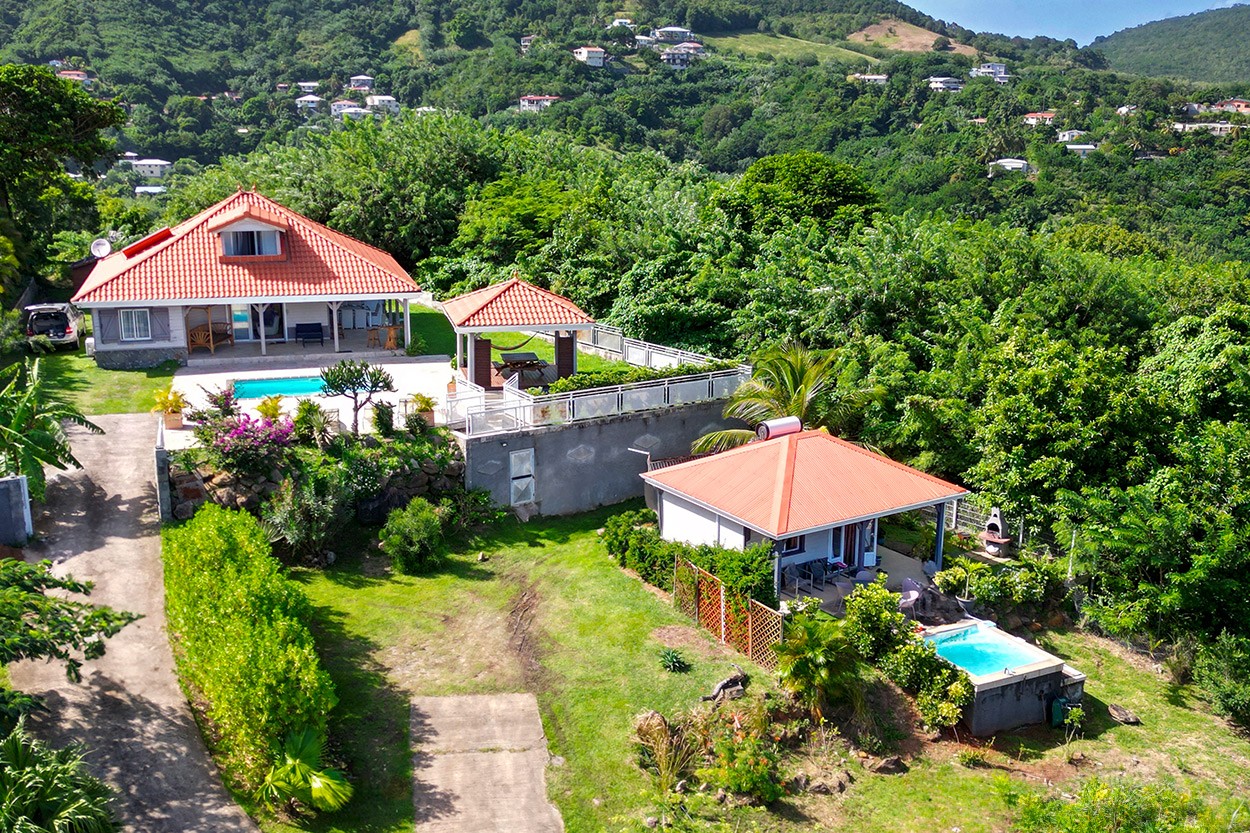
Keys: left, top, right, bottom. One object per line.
{"left": 907, "top": 0, "right": 1245, "bottom": 45}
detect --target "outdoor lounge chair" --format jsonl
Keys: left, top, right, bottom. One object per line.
{"left": 801, "top": 560, "right": 827, "bottom": 591}
{"left": 899, "top": 577, "right": 924, "bottom": 617}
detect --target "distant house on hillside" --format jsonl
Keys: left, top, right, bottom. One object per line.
{"left": 1065, "top": 143, "right": 1099, "bottom": 158}
{"left": 850, "top": 73, "right": 889, "bottom": 85}
{"left": 671, "top": 41, "right": 706, "bottom": 54}
{"left": 927, "top": 76, "right": 964, "bottom": 92}
{"left": 572, "top": 45, "right": 607, "bottom": 67}
{"left": 330, "top": 100, "right": 358, "bottom": 117}
{"left": 57, "top": 69, "right": 92, "bottom": 87}
{"left": 635, "top": 34, "right": 657, "bottom": 49}
{"left": 1181, "top": 102, "right": 1212, "bottom": 115}
{"left": 1172, "top": 121, "right": 1235, "bottom": 136}
{"left": 988, "top": 158, "right": 1031, "bottom": 175}
{"left": 347, "top": 75, "right": 374, "bottom": 91}
{"left": 661, "top": 49, "right": 694, "bottom": 69}
{"left": 1023, "top": 111, "right": 1056, "bottom": 126}
{"left": 969, "top": 62, "right": 1009, "bottom": 83}
{"left": 519, "top": 95, "right": 561, "bottom": 112}
{"left": 655, "top": 26, "right": 696, "bottom": 43}
{"left": 608, "top": 18, "right": 635, "bottom": 29}
{"left": 276, "top": 83, "right": 291, "bottom": 92}
{"left": 133, "top": 159, "right": 173, "bottom": 178}
{"left": 1056, "top": 129, "right": 1086, "bottom": 142}
{"left": 1216, "top": 98, "right": 1250, "bottom": 114}
{"left": 296, "top": 81, "right": 320, "bottom": 94}
{"left": 366, "top": 95, "right": 400, "bottom": 115}
{"left": 337, "top": 107, "right": 372, "bottom": 122}
{"left": 1115, "top": 104, "right": 1137, "bottom": 116}
{"left": 134, "top": 186, "right": 167, "bottom": 197}
{"left": 296, "top": 94, "right": 324, "bottom": 111}
{"left": 520, "top": 34, "right": 537, "bottom": 54}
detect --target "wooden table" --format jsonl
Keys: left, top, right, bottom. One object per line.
{"left": 382, "top": 325, "right": 401, "bottom": 350}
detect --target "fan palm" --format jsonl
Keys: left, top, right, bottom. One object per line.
{"left": 773, "top": 615, "right": 869, "bottom": 722}
{"left": 0, "top": 719, "right": 121, "bottom": 833}
{"left": 257, "top": 727, "right": 353, "bottom": 813}
{"left": 692, "top": 342, "right": 882, "bottom": 453}
{"left": 0, "top": 358, "right": 101, "bottom": 501}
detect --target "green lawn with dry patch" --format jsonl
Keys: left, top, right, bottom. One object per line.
{"left": 702, "top": 30, "right": 877, "bottom": 64}
{"left": 264, "top": 510, "right": 1250, "bottom": 832}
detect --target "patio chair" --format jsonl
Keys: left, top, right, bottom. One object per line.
{"left": 781, "top": 565, "right": 808, "bottom": 597}
{"left": 802, "top": 560, "right": 827, "bottom": 591}
{"left": 899, "top": 577, "right": 923, "bottom": 618}
{"left": 853, "top": 568, "right": 876, "bottom": 585}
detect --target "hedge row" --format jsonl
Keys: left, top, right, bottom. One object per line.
{"left": 603, "top": 509, "right": 778, "bottom": 608}
{"left": 163, "top": 504, "right": 337, "bottom": 789}
{"left": 546, "top": 359, "right": 742, "bottom": 394}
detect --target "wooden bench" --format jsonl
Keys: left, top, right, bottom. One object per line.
{"left": 294, "top": 323, "right": 325, "bottom": 347}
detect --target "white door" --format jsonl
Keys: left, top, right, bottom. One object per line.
{"left": 510, "top": 449, "right": 535, "bottom": 505}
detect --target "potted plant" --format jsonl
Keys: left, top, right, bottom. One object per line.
{"left": 934, "top": 557, "right": 989, "bottom": 613}
{"left": 152, "top": 385, "right": 189, "bottom": 430}
{"left": 410, "top": 393, "right": 438, "bottom": 426}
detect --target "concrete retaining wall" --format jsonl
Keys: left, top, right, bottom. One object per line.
{"left": 967, "top": 670, "right": 1065, "bottom": 736}
{"left": 461, "top": 400, "right": 738, "bottom": 516}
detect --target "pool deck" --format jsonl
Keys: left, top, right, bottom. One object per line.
{"left": 925, "top": 620, "right": 1067, "bottom": 691}
{"left": 170, "top": 355, "right": 455, "bottom": 438}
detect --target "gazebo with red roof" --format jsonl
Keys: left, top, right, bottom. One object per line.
{"left": 641, "top": 425, "right": 969, "bottom": 599}
{"left": 72, "top": 190, "right": 423, "bottom": 366}
{"left": 441, "top": 278, "right": 595, "bottom": 389}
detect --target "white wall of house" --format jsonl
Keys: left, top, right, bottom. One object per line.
{"left": 283, "top": 302, "right": 333, "bottom": 337}
{"left": 657, "top": 491, "right": 745, "bottom": 549}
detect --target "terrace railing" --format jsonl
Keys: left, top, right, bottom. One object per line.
{"left": 459, "top": 366, "right": 749, "bottom": 437}
{"left": 581, "top": 324, "right": 712, "bottom": 370}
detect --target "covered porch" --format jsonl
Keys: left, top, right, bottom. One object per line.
{"left": 441, "top": 278, "right": 597, "bottom": 391}
{"left": 182, "top": 297, "right": 417, "bottom": 358}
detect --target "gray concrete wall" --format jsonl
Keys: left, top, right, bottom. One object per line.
{"left": 96, "top": 346, "right": 187, "bottom": 369}
{"left": 462, "top": 400, "right": 739, "bottom": 516}
{"left": 0, "top": 475, "right": 32, "bottom": 546}
{"left": 967, "top": 670, "right": 1065, "bottom": 736}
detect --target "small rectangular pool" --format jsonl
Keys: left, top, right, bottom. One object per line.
{"left": 233, "top": 375, "right": 326, "bottom": 399}
{"left": 924, "top": 621, "right": 1085, "bottom": 736}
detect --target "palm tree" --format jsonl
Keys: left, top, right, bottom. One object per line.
{"left": 0, "top": 719, "right": 120, "bottom": 833}
{"left": 692, "top": 342, "right": 882, "bottom": 453}
{"left": 0, "top": 358, "right": 101, "bottom": 501}
{"left": 773, "top": 615, "right": 869, "bottom": 722}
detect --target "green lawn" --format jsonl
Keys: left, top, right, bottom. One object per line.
{"left": 407, "top": 306, "right": 456, "bottom": 356}
{"left": 282, "top": 508, "right": 763, "bottom": 833}
{"left": 481, "top": 331, "right": 626, "bottom": 374}
{"left": 703, "top": 30, "right": 878, "bottom": 64}
{"left": 404, "top": 309, "right": 625, "bottom": 374}
{"left": 5, "top": 349, "right": 177, "bottom": 416}
{"left": 262, "top": 510, "right": 1249, "bottom": 832}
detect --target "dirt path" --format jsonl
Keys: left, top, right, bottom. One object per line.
{"left": 10, "top": 415, "right": 257, "bottom": 833}
{"left": 411, "top": 693, "right": 563, "bottom": 833}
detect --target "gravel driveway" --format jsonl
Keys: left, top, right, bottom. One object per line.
{"left": 10, "top": 414, "right": 257, "bottom": 833}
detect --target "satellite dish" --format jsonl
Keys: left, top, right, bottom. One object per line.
{"left": 89, "top": 238, "right": 112, "bottom": 258}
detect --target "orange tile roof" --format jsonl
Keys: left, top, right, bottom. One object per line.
{"left": 73, "top": 190, "right": 419, "bottom": 305}
{"left": 441, "top": 278, "right": 594, "bottom": 330}
{"left": 642, "top": 430, "right": 968, "bottom": 538}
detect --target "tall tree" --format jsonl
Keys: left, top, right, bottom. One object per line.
{"left": 0, "top": 65, "right": 125, "bottom": 247}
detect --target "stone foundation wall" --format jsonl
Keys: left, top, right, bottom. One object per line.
{"left": 96, "top": 346, "right": 187, "bottom": 370}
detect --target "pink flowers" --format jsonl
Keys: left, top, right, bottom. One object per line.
{"left": 210, "top": 414, "right": 294, "bottom": 476}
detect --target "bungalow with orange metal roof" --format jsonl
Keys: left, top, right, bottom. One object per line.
{"left": 641, "top": 423, "right": 968, "bottom": 598}
{"left": 72, "top": 190, "right": 422, "bottom": 368}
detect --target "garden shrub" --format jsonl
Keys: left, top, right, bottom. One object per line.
{"left": 843, "top": 582, "right": 909, "bottom": 661}
{"left": 1002, "top": 776, "right": 1228, "bottom": 833}
{"left": 697, "top": 726, "right": 783, "bottom": 804}
{"left": 261, "top": 467, "right": 348, "bottom": 561}
{"left": 162, "top": 505, "right": 336, "bottom": 790}
{"left": 1194, "top": 632, "right": 1250, "bottom": 727}
{"left": 371, "top": 401, "right": 395, "bottom": 437}
{"left": 200, "top": 414, "right": 294, "bottom": 479}
{"left": 293, "top": 400, "right": 334, "bottom": 449}
{"left": 437, "top": 489, "right": 506, "bottom": 532}
{"left": 546, "top": 359, "right": 742, "bottom": 394}
{"left": 879, "top": 636, "right": 973, "bottom": 730}
{"left": 380, "top": 497, "right": 445, "bottom": 575}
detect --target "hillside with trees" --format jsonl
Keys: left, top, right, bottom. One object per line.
{"left": 1093, "top": 5, "right": 1250, "bottom": 83}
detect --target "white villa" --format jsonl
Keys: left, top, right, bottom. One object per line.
{"left": 850, "top": 73, "right": 889, "bottom": 85}
{"left": 519, "top": 95, "right": 561, "bottom": 112}
{"left": 132, "top": 159, "right": 173, "bottom": 178}
{"left": 989, "top": 158, "right": 1031, "bottom": 174}
{"left": 366, "top": 95, "right": 400, "bottom": 115}
{"left": 1172, "top": 121, "right": 1236, "bottom": 136}
{"left": 296, "top": 94, "right": 324, "bottom": 111}
{"left": 641, "top": 426, "right": 968, "bottom": 598}
{"left": 1066, "top": 143, "right": 1099, "bottom": 158}
{"left": 572, "top": 46, "right": 607, "bottom": 67}
{"left": 970, "top": 62, "right": 1009, "bottom": 82}
{"left": 71, "top": 190, "right": 422, "bottom": 368}
{"left": 1056, "top": 129, "right": 1086, "bottom": 143}
{"left": 330, "top": 100, "right": 359, "bottom": 117}
{"left": 1023, "top": 111, "right": 1056, "bottom": 126}
{"left": 296, "top": 81, "right": 320, "bottom": 94}
{"left": 927, "top": 76, "right": 964, "bottom": 92}
{"left": 655, "top": 26, "right": 696, "bottom": 43}
{"left": 347, "top": 74, "right": 375, "bottom": 91}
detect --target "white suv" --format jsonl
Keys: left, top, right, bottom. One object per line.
{"left": 24, "top": 303, "right": 85, "bottom": 350}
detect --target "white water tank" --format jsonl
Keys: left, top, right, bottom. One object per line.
{"left": 755, "top": 416, "right": 802, "bottom": 440}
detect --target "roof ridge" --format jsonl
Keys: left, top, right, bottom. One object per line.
{"left": 459, "top": 278, "right": 517, "bottom": 323}
{"left": 771, "top": 433, "right": 799, "bottom": 537}
{"left": 820, "top": 432, "right": 963, "bottom": 490}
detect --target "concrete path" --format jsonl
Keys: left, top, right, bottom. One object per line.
{"left": 412, "top": 693, "right": 563, "bottom": 833}
{"left": 10, "top": 414, "right": 257, "bottom": 833}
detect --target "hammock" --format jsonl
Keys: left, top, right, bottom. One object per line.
{"left": 490, "top": 333, "right": 540, "bottom": 352}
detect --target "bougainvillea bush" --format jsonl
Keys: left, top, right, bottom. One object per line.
{"left": 202, "top": 414, "right": 294, "bottom": 478}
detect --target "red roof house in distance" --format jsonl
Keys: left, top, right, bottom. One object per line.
{"left": 641, "top": 423, "right": 968, "bottom": 598}
{"left": 72, "top": 189, "right": 422, "bottom": 367}
{"left": 441, "top": 277, "right": 595, "bottom": 389}
{"left": 1022, "top": 111, "right": 1057, "bottom": 126}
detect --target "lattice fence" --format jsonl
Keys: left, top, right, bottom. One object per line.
{"left": 673, "top": 559, "right": 783, "bottom": 670}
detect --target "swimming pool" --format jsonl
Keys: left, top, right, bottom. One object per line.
{"left": 926, "top": 622, "right": 1050, "bottom": 677}
{"left": 233, "top": 376, "right": 326, "bottom": 399}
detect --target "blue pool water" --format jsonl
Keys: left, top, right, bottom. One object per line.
{"left": 233, "top": 376, "right": 325, "bottom": 399}
{"left": 926, "top": 624, "right": 1046, "bottom": 677}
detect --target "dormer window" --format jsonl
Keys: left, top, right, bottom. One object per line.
{"left": 223, "top": 229, "right": 281, "bottom": 256}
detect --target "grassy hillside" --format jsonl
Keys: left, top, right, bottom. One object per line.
{"left": 847, "top": 18, "right": 976, "bottom": 55}
{"left": 702, "top": 30, "right": 877, "bottom": 63}
{"left": 1093, "top": 4, "right": 1250, "bottom": 83}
